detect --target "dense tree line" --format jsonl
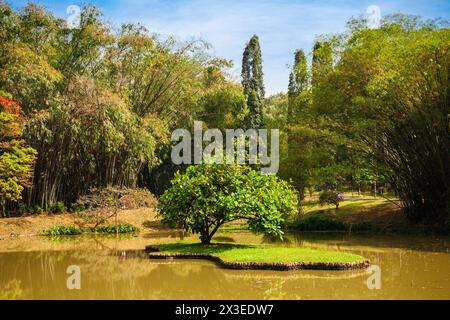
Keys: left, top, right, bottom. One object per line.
{"left": 270, "top": 15, "right": 449, "bottom": 228}
{"left": 330, "top": 16, "right": 449, "bottom": 225}
{"left": 0, "top": 2, "right": 244, "bottom": 211}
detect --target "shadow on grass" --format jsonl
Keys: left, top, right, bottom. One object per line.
{"left": 212, "top": 236, "right": 236, "bottom": 243}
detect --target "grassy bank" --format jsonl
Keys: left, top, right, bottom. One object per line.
{"left": 151, "top": 242, "right": 366, "bottom": 263}
{"left": 287, "top": 196, "right": 413, "bottom": 233}
{"left": 0, "top": 208, "right": 159, "bottom": 238}
{"left": 220, "top": 196, "right": 409, "bottom": 233}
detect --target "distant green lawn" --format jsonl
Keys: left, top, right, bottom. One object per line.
{"left": 221, "top": 198, "right": 399, "bottom": 232}
{"left": 301, "top": 198, "right": 396, "bottom": 216}
{"left": 154, "top": 242, "right": 366, "bottom": 263}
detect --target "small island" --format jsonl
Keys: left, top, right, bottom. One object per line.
{"left": 151, "top": 164, "right": 370, "bottom": 271}
{"left": 146, "top": 243, "right": 370, "bottom": 271}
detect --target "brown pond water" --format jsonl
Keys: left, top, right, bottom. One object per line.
{"left": 0, "top": 230, "right": 449, "bottom": 300}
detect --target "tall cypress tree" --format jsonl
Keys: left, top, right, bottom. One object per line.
{"left": 312, "top": 40, "right": 332, "bottom": 87}
{"left": 283, "top": 49, "right": 311, "bottom": 201}
{"left": 242, "top": 35, "right": 265, "bottom": 128}
{"left": 288, "top": 49, "right": 308, "bottom": 122}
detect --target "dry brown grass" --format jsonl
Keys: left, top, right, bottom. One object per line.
{"left": 0, "top": 207, "right": 160, "bottom": 238}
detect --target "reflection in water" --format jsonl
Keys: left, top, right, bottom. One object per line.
{"left": 0, "top": 279, "right": 24, "bottom": 299}
{"left": 0, "top": 231, "right": 449, "bottom": 299}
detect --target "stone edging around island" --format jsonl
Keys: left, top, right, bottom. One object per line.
{"left": 145, "top": 247, "right": 370, "bottom": 271}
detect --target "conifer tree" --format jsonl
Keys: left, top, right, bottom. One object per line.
{"left": 312, "top": 41, "right": 332, "bottom": 87}
{"left": 288, "top": 49, "right": 308, "bottom": 122}
{"left": 241, "top": 35, "right": 265, "bottom": 128}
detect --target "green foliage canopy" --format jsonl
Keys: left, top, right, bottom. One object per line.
{"left": 158, "top": 164, "right": 298, "bottom": 244}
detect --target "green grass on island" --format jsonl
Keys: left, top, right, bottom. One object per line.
{"left": 153, "top": 243, "right": 366, "bottom": 263}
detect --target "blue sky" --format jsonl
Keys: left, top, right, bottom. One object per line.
{"left": 7, "top": 0, "right": 450, "bottom": 95}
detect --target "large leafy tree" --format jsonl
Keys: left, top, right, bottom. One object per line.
{"left": 198, "top": 59, "right": 247, "bottom": 130}
{"left": 242, "top": 35, "right": 265, "bottom": 128}
{"left": 198, "top": 83, "right": 247, "bottom": 131}
{"left": 158, "top": 164, "right": 298, "bottom": 244}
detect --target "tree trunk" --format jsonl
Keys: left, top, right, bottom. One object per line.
{"left": 200, "top": 221, "right": 223, "bottom": 245}
{"left": 374, "top": 180, "right": 378, "bottom": 197}
{"left": 201, "top": 238, "right": 211, "bottom": 245}
{"left": 200, "top": 233, "right": 212, "bottom": 245}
